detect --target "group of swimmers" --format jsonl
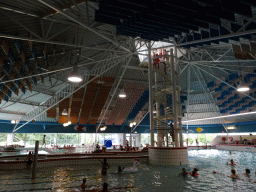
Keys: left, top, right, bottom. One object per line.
{"left": 80, "top": 179, "right": 108, "bottom": 192}
{"left": 215, "top": 168, "right": 253, "bottom": 180}
{"left": 179, "top": 168, "right": 199, "bottom": 177}
{"left": 80, "top": 158, "right": 139, "bottom": 191}
{"left": 212, "top": 151, "right": 255, "bottom": 181}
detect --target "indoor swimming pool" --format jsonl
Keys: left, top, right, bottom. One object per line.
{"left": 1, "top": 149, "right": 256, "bottom": 192}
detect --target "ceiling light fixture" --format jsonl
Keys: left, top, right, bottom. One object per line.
{"left": 237, "top": 74, "right": 249, "bottom": 92}
{"left": 68, "top": 67, "right": 82, "bottom": 83}
{"left": 119, "top": 89, "right": 126, "bottom": 98}
{"left": 129, "top": 122, "right": 136, "bottom": 127}
{"left": 237, "top": 85, "right": 250, "bottom": 92}
{"left": 100, "top": 126, "right": 107, "bottom": 131}
{"left": 62, "top": 109, "right": 68, "bottom": 116}
{"left": 226, "top": 126, "right": 236, "bottom": 130}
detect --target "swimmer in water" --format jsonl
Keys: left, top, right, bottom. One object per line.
{"left": 80, "top": 178, "right": 86, "bottom": 192}
{"left": 190, "top": 168, "right": 198, "bottom": 177}
{"left": 231, "top": 169, "right": 238, "bottom": 178}
{"left": 229, "top": 151, "right": 232, "bottom": 155}
{"left": 133, "top": 158, "right": 139, "bottom": 168}
{"left": 101, "top": 182, "right": 108, "bottom": 192}
{"left": 229, "top": 159, "right": 236, "bottom": 165}
{"left": 118, "top": 166, "right": 125, "bottom": 174}
{"left": 26, "top": 151, "right": 33, "bottom": 169}
{"left": 179, "top": 168, "right": 189, "bottom": 176}
{"left": 99, "top": 158, "right": 110, "bottom": 176}
{"left": 244, "top": 169, "right": 250, "bottom": 175}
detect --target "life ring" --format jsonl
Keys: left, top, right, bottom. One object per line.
{"left": 229, "top": 137, "right": 233, "bottom": 142}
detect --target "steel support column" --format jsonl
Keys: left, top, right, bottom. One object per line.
{"left": 171, "top": 49, "right": 179, "bottom": 148}
{"left": 148, "top": 41, "right": 154, "bottom": 147}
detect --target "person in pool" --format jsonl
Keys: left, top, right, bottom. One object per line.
{"left": 26, "top": 151, "right": 33, "bottom": 169}
{"left": 101, "top": 182, "right": 108, "bottom": 192}
{"left": 118, "top": 166, "right": 125, "bottom": 174}
{"left": 179, "top": 168, "right": 189, "bottom": 176}
{"left": 229, "top": 159, "right": 236, "bottom": 165}
{"left": 190, "top": 168, "right": 198, "bottom": 176}
{"left": 244, "top": 169, "right": 250, "bottom": 175}
{"left": 229, "top": 151, "right": 232, "bottom": 155}
{"left": 80, "top": 178, "right": 86, "bottom": 192}
{"left": 99, "top": 158, "right": 110, "bottom": 176}
{"left": 231, "top": 169, "right": 238, "bottom": 178}
{"left": 133, "top": 158, "right": 139, "bottom": 168}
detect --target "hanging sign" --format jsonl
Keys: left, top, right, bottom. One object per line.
{"left": 196, "top": 127, "right": 203, "bottom": 133}
{"left": 74, "top": 125, "right": 86, "bottom": 132}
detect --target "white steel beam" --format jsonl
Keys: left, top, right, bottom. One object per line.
{"left": 38, "top": 0, "right": 131, "bottom": 53}
{"left": 177, "top": 29, "right": 256, "bottom": 47}
{"left": 195, "top": 65, "right": 256, "bottom": 102}
{"left": 0, "top": 54, "right": 130, "bottom": 85}
{"left": 0, "top": 33, "right": 127, "bottom": 53}
{"left": 13, "top": 54, "right": 131, "bottom": 132}
{"left": 96, "top": 56, "right": 133, "bottom": 132}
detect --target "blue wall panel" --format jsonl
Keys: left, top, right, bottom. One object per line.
{"left": 1, "top": 120, "right": 256, "bottom": 134}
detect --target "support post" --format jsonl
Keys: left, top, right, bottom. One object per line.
{"left": 32, "top": 140, "right": 39, "bottom": 180}
{"left": 24, "top": 133, "right": 27, "bottom": 147}
{"left": 171, "top": 49, "right": 179, "bottom": 147}
{"left": 7, "top": 133, "right": 14, "bottom": 145}
{"left": 138, "top": 133, "right": 141, "bottom": 148}
{"left": 123, "top": 133, "right": 126, "bottom": 146}
{"left": 155, "top": 71, "right": 161, "bottom": 147}
{"left": 130, "top": 132, "right": 132, "bottom": 147}
{"left": 156, "top": 100, "right": 162, "bottom": 147}
{"left": 148, "top": 41, "right": 154, "bottom": 147}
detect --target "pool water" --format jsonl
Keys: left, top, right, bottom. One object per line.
{"left": 1, "top": 149, "right": 256, "bottom": 192}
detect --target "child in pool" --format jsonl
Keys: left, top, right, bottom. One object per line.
{"left": 231, "top": 169, "right": 238, "bottom": 178}
{"left": 80, "top": 178, "right": 86, "bottom": 192}
{"left": 133, "top": 158, "right": 139, "bottom": 168}
{"left": 244, "top": 169, "right": 250, "bottom": 175}
{"left": 118, "top": 166, "right": 125, "bottom": 173}
{"left": 99, "top": 158, "right": 110, "bottom": 176}
{"left": 179, "top": 168, "right": 189, "bottom": 176}
{"left": 101, "top": 182, "right": 108, "bottom": 192}
{"left": 190, "top": 168, "right": 198, "bottom": 176}
{"left": 229, "top": 159, "right": 236, "bottom": 165}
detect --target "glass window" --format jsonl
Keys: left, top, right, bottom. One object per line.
{"left": 0, "top": 133, "right": 8, "bottom": 145}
